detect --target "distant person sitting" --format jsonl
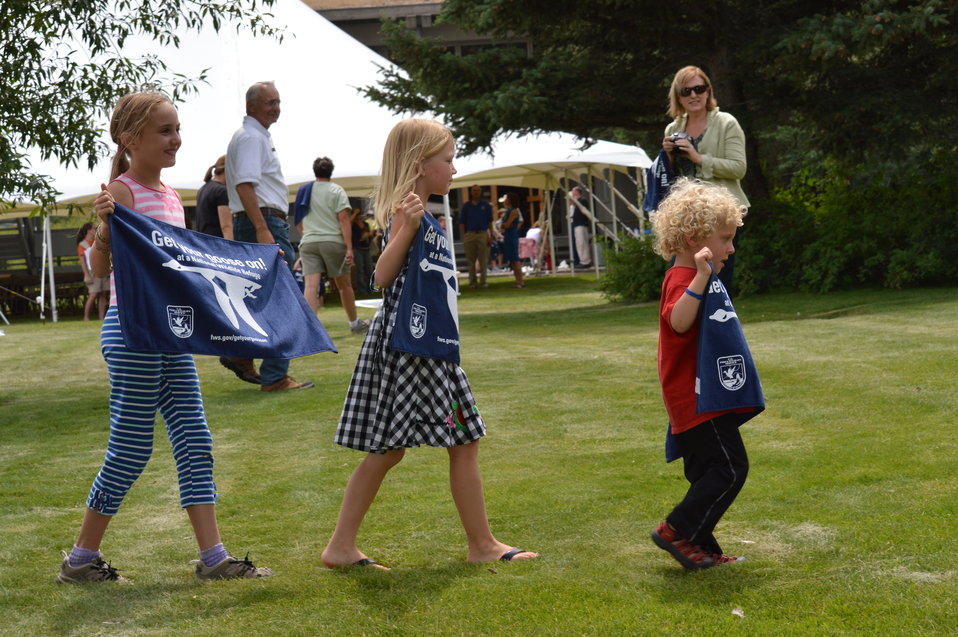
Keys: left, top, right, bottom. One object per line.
{"left": 296, "top": 156, "right": 370, "bottom": 334}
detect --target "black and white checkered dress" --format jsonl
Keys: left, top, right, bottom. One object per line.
{"left": 335, "top": 247, "right": 486, "bottom": 454}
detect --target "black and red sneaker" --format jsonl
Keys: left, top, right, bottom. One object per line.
{"left": 651, "top": 521, "right": 714, "bottom": 570}
{"left": 711, "top": 553, "right": 747, "bottom": 565}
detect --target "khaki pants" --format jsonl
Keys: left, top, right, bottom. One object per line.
{"left": 462, "top": 231, "right": 490, "bottom": 285}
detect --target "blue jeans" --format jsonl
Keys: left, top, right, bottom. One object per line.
{"left": 233, "top": 213, "right": 295, "bottom": 384}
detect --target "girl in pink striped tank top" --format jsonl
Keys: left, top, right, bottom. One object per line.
{"left": 58, "top": 93, "right": 272, "bottom": 584}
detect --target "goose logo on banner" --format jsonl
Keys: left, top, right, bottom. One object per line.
{"left": 167, "top": 306, "right": 194, "bottom": 338}
{"left": 109, "top": 204, "right": 337, "bottom": 359}
{"left": 389, "top": 214, "right": 461, "bottom": 363}
{"left": 695, "top": 269, "right": 764, "bottom": 417}
{"left": 410, "top": 303, "right": 427, "bottom": 339}
{"left": 717, "top": 354, "right": 747, "bottom": 391}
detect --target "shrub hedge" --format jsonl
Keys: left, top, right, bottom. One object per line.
{"left": 601, "top": 154, "right": 958, "bottom": 302}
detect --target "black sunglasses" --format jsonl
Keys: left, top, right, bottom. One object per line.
{"left": 679, "top": 84, "right": 709, "bottom": 97}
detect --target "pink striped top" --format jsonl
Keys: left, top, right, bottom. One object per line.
{"left": 108, "top": 174, "right": 185, "bottom": 306}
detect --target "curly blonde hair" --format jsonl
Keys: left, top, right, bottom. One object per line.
{"left": 652, "top": 178, "right": 745, "bottom": 259}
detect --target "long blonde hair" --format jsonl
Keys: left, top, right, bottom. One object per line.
{"left": 109, "top": 92, "right": 172, "bottom": 180}
{"left": 374, "top": 119, "right": 454, "bottom": 229}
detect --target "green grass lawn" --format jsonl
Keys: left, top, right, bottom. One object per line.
{"left": 1, "top": 276, "right": 956, "bottom": 636}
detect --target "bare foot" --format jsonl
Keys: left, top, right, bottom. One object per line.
{"left": 467, "top": 543, "right": 539, "bottom": 563}
{"left": 321, "top": 547, "right": 390, "bottom": 571}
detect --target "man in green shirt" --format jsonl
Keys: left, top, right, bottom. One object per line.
{"left": 297, "top": 157, "right": 370, "bottom": 334}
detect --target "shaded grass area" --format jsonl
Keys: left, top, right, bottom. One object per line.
{"left": 1, "top": 276, "right": 956, "bottom": 635}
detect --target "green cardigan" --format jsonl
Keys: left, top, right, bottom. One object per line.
{"left": 665, "top": 108, "right": 750, "bottom": 208}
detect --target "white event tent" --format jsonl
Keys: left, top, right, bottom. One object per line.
{"left": 452, "top": 134, "right": 653, "bottom": 273}
{"left": 6, "top": 0, "right": 654, "bottom": 319}
{"left": 17, "top": 0, "right": 406, "bottom": 210}
{"left": 16, "top": 0, "right": 652, "bottom": 208}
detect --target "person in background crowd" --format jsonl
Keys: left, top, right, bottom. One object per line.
{"left": 568, "top": 186, "right": 592, "bottom": 267}
{"left": 296, "top": 156, "right": 370, "bottom": 335}
{"left": 458, "top": 184, "right": 494, "bottom": 289}
{"left": 663, "top": 65, "right": 749, "bottom": 291}
{"left": 350, "top": 206, "right": 374, "bottom": 296}
{"left": 194, "top": 155, "right": 233, "bottom": 240}
{"left": 225, "top": 81, "right": 313, "bottom": 392}
{"left": 498, "top": 192, "right": 524, "bottom": 288}
{"left": 76, "top": 223, "right": 109, "bottom": 321}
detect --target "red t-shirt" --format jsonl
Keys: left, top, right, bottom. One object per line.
{"left": 657, "top": 266, "right": 750, "bottom": 434}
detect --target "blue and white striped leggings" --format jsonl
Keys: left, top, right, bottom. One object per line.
{"left": 87, "top": 307, "right": 217, "bottom": 515}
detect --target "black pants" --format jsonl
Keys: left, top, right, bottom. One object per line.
{"left": 667, "top": 413, "right": 749, "bottom": 555}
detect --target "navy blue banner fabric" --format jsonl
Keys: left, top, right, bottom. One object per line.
{"left": 389, "top": 213, "right": 461, "bottom": 364}
{"left": 643, "top": 149, "right": 674, "bottom": 212}
{"left": 109, "top": 204, "right": 336, "bottom": 359}
{"left": 695, "top": 270, "right": 764, "bottom": 420}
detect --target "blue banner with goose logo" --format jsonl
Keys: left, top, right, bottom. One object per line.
{"left": 695, "top": 269, "right": 764, "bottom": 419}
{"left": 666, "top": 267, "right": 764, "bottom": 462}
{"left": 389, "top": 213, "right": 461, "bottom": 364}
{"left": 109, "top": 204, "right": 336, "bottom": 359}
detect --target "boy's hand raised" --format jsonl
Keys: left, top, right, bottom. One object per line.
{"left": 693, "top": 246, "right": 713, "bottom": 276}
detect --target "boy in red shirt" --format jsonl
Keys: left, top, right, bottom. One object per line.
{"left": 651, "top": 178, "right": 761, "bottom": 569}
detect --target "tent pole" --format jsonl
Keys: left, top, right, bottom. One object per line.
{"left": 442, "top": 194, "right": 458, "bottom": 293}
{"left": 45, "top": 217, "right": 59, "bottom": 322}
{"left": 607, "top": 168, "right": 620, "bottom": 250}
{"left": 564, "top": 171, "right": 575, "bottom": 276}
{"left": 536, "top": 186, "right": 553, "bottom": 275}
{"left": 587, "top": 172, "right": 598, "bottom": 278}
{"left": 38, "top": 218, "right": 47, "bottom": 322}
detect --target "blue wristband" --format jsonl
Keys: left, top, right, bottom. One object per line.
{"left": 684, "top": 288, "right": 704, "bottom": 300}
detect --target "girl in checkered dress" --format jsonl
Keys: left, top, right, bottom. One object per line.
{"left": 322, "top": 119, "right": 538, "bottom": 569}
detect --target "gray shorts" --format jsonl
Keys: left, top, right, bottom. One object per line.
{"left": 88, "top": 276, "right": 110, "bottom": 294}
{"left": 299, "top": 241, "right": 350, "bottom": 278}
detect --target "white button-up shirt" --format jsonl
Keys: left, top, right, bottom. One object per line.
{"left": 226, "top": 116, "right": 288, "bottom": 213}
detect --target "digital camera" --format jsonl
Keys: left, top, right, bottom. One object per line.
{"left": 669, "top": 132, "right": 693, "bottom": 153}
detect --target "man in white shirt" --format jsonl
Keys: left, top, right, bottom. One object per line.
{"left": 224, "top": 81, "right": 313, "bottom": 392}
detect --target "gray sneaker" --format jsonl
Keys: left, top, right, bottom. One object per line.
{"left": 57, "top": 550, "right": 129, "bottom": 584}
{"left": 194, "top": 553, "right": 274, "bottom": 580}
{"left": 350, "top": 319, "right": 371, "bottom": 335}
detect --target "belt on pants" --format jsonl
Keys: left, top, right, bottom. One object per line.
{"left": 233, "top": 207, "right": 287, "bottom": 221}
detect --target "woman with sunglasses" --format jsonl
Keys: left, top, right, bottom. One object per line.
{"left": 662, "top": 66, "right": 749, "bottom": 210}
{"left": 663, "top": 65, "right": 749, "bottom": 290}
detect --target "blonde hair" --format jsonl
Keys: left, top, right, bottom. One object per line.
{"left": 373, "top": 119, "right": 454, "bottom": 229}
{"left": 652, "top": 178, "right": 745, "bottom": 259}
{"left": 108, "top": 92, "right": 172, "bottom": 180}
{"left": 667, "top": 65, "right": 718, "bottom": 120}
